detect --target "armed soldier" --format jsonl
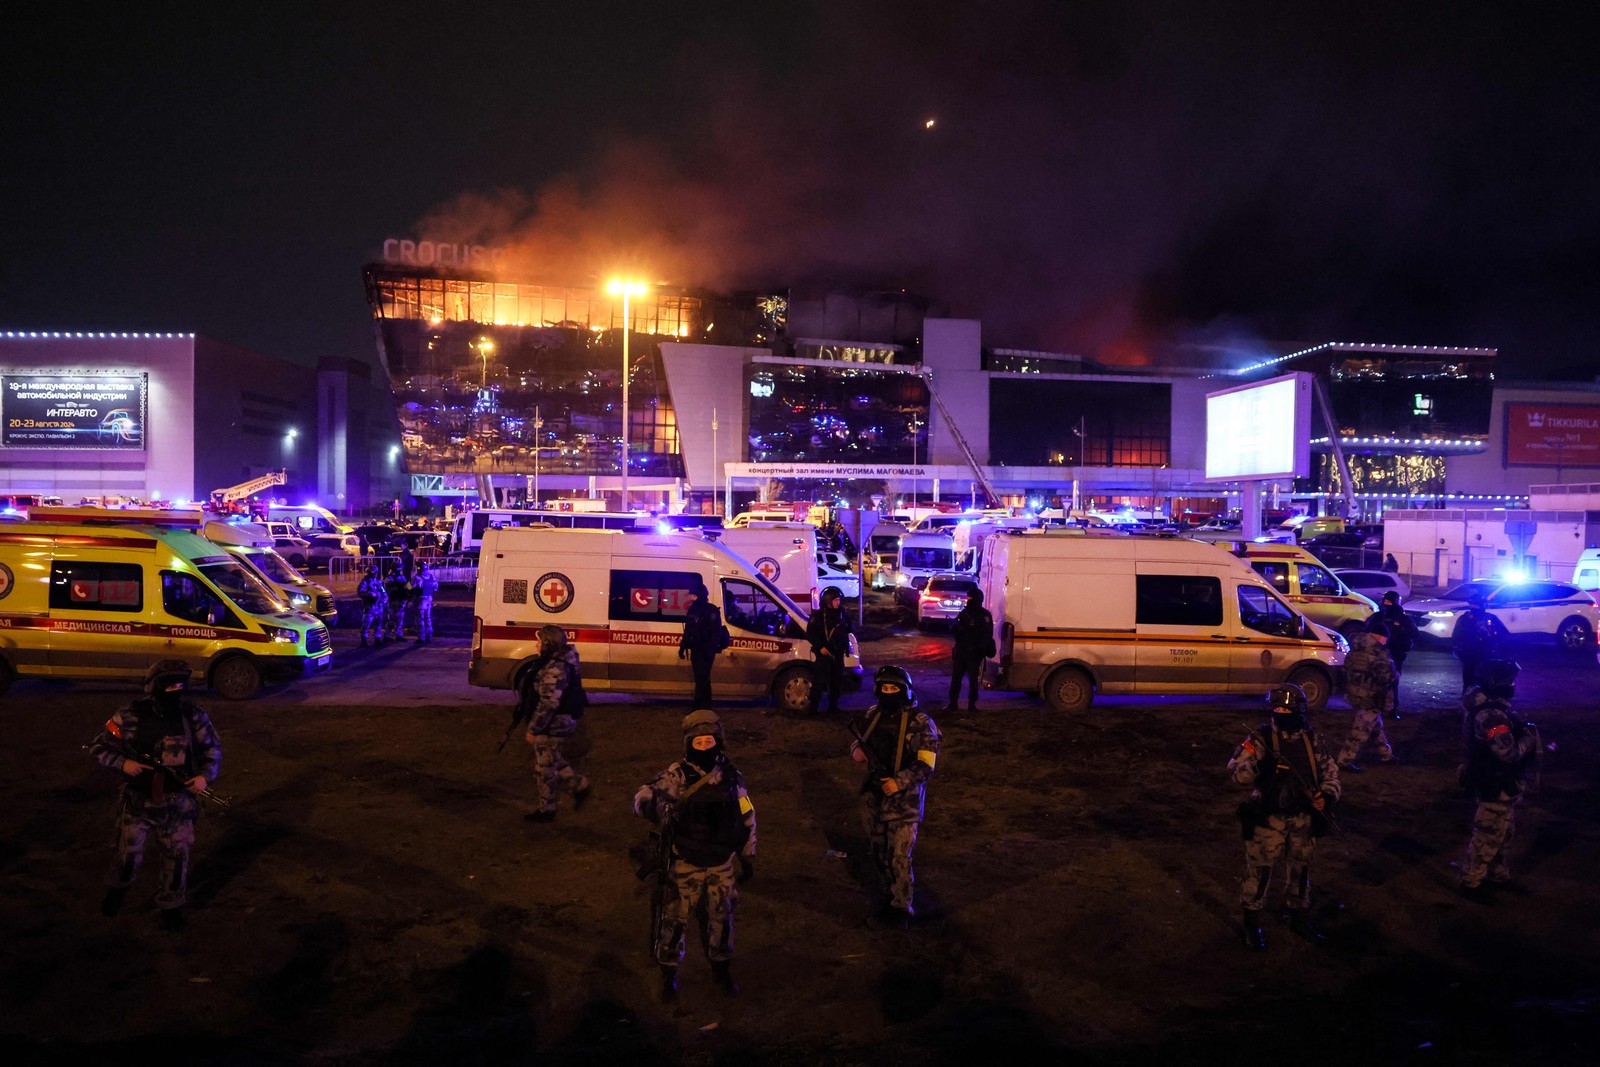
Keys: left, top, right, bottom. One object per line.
{"left": 1229, "top": 684, "right": 1341, "bottom": 951}
{"left": 383, "top": 565, "right": 411, "bottom": 643}
{"left": 88, "top": 660, "right": 223, "bottom": 931}
{"left": 521, "top": 625, "right": 591, "bottom": 822}
{"left": 358, "top": 565, "right": 386, "bottom": 647}
{"left": 1458, "top": 660, "right": 1540, "bottom": 902}
{"left": 848, "top": 665, "right": 941, "bottom": 926}
{"left": 1453, "top": 591, "right": 1498, "bottom": 694}
{"left": 410, "top": 560, "right": 440, "bottom": 644}
{"left": 947, "top": 588, "right": 995, "bottom": 713}
{"left": 806, "top": 585, "right": 854, "bottom": 714}
{"left": 1336, "top": 618, "right": 1399, "bottom": 772}
{"left": 633, "top": 710, "right": 756, "bottom": 1000}
{"left": 1373, "top": 591, "right": 1416, "bottom": 716}
{"left": 678, "top": 582, "right": 730, "bottom": 706}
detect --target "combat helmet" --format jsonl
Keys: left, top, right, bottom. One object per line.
{"left": 1477, "top": 659, "right": 1520, "bottom": 700}
{"left": 144, "top": 659, "right": 192, "bottom": 697}
{"left": 874, "top": 664, "right": 916, "bottom": 708}
{"left": 1266, "top": 683, "right": 1309, "bottom": 730}
{"left": 682, "top": 708, "right": 724, "bottom": 741}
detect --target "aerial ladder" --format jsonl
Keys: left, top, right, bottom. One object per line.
{"left": 920, "top": 369, "right": 1001, "bottom": 509}
{"left": 210, "top": 469, "right": 287, "bottom": 508}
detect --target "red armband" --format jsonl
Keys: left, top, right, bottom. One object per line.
{"left": 1485, "top": 724, "right": 1511, "bottom": 740}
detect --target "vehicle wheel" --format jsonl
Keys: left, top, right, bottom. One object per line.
{"left": 772, "top": 666, "right": 815, "bottom": 714}
{"left": 1041, "top": 666, "right": 1094, "bottom": 714}
{"left": 1339, "top": 621, "right": 1368, "bottom": 643}
{"left": 211, "top": 656, "right": 263, "bottom": 701}
{"left": 1557, "top": 616, "right": 1594, "bottom": 652}
{"left": 1286, "top": 666, "right": 1331, "bottom": 713}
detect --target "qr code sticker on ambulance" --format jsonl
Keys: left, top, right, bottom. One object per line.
{"left": 504, "top": 578, "right": 529, "bottom": 604}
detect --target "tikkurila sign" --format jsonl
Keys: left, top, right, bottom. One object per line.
{"left": 1505, "top": 402, "right": 1600, "bottom": 466}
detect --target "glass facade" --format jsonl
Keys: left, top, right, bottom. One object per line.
{"left": 365, "top": 268, "right": 700, "bottom": 478}
{"left": 989, "top": 379, "right": 1171, "bottom": 467}
{"left": 747, "top": 364, "right": 929, "bottom": 463}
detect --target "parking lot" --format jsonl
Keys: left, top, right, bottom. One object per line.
{"left": 4, "top": 601, "right": 1599, "bottom": 1064}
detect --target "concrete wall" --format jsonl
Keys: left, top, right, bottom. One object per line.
{"left": 660, "top": 342, "right": 758, "bottom": 490}
{"left": 193, "top": 337, "right": 317, "bottom": 500}
{"left": 1382, "top": 508, "right": 1600, "bottom": 586}
{"left": 923, "top": 318, "right": 989, "bottom": 466}
{"left": 1169, "top": 378, "right": 1211, "bottom": 470}
{"left": 0, "top": 332, "right": 196, "bottom": 499}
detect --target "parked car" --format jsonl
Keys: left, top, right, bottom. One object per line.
{"left": 817, "top": 561, "right": 861, "bottom": 600}
{"left": 1333, "top": 568, "right": 1412, "bottom": 601}
{"left": 352, "top": 524, "right": 405, "bottom": 552}
{"left": 866, "top": 552, "right": 899, "bottom": 590}
{"left": 306, "top": 532, "right": 362, "bottom": 570}
{"left": 273, "top": 535, "right": 311, "bottom": 567}
{"left": 1403, "top": 578, "right": 1600, "bottom": 652}
{"left": 916, "top": 574, "right": 980, "bottom": 630}
{"left": 1300, "top": 531, "right": 1374, "bottom": 569}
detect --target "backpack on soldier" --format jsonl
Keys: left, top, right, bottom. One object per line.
{"left": 558, "top": 662, "right": 589, "bottom": 719}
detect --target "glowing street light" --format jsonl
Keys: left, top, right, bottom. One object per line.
{"left": 475, "top": 337, "right": 495, "bottom": 387}
{"left": 607, "top": 278, "right": 648, "bottom": 508}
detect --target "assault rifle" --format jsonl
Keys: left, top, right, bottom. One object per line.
{"left": 90, "top": 742, "right": 231, "bottom": 812}
{"left": 494, "top": 657, "right": 547, "bottom": 752}
{"left": 1240, "top": 724, "right": 1341, "bottom": 838}
{"left": 845, "top": 719, "right": 895, "bottom": 794}
{"left": 634, "top": 817, "right": 675, "bottom": 960}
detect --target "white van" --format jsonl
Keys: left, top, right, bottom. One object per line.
{"left": 865, "top": 521, "right": 908, "bottom": 589}
{"left": 1574, "top": 549, "right": 1600, "bottom": 594}
{"left": 712, "top": 522, "right": 820, "bottom": 607}
{"left": 979, "top": 531, "right": 1347, "bottom": 713}
{"left": 469, "top": 527, "right": 861, "bottom": 712}
{"left": 896, "top": 530, "right": 959, "bottom": 598}
{"left": 449, "top": 508, "right": 646, "bottom": 554}
{"left": 265, "top": 504, "right": 349, "bottom": 537}
{"left": 202, "top": 521, "right": 340, "bottom": 626}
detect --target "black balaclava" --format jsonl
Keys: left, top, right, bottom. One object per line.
{"left": 685, "top": 736, "right": 722, "bottom": 770}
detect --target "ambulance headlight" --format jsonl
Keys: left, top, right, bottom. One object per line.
{"left": 270, "top": 627, "right": 298, "bottom": 644}
{"left": 288, "top": 592, "right": 311, "bottom": 608}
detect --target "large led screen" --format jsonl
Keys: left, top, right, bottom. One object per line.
{"left": 1504, "top": 402, "right": 1600, "bottom": 467}
{"left": 1, "top": 373, "right": 147, "bottom": 450}
{"left": 1205, "top": 373, "right": 1311, "bottom": 481}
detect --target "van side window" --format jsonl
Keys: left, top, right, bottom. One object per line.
{"left": 49, "top": 562, "right": 142, "bottom": 612}
{"left": 1578, "top": 568, "right": 1599, "bottom": 590}
{"left": 1135, "top": 575, "right": 1222, "bottom": 627}
{"left": 1238, "top": 586, "right": 1303, "bottom": 639}
{"left": 609, "top": 569, "right": 699, "bottom": 622}
{"left": 1299, "top": 564, "right": 1340, "bottom": 597}
{"left": 722, "top": 579, "right": 802, "bottom": 638}
{"left": 161, "top": 572, "right": 229, "bottom": 626}
{"left": 1251, "top": 562, "right": 1291, "bottom": 594}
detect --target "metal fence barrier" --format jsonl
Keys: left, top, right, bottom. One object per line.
{"left": 327, "top": 553, "right": 479, "bottom": 598}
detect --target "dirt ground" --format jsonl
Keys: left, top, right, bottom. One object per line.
{"left": 5, "top": 605, "right": 1600, "bottom": 1065}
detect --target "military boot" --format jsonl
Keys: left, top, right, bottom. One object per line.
{"left": 1242, "top": 909, "right": 1266, "bottom": 952}
{"left": 659, "top": 965, "right": 679, "bottom": 1002}
{"left": 711, "top": 960, "right": 739, "bottom": 995}
{"left": 99, "top": 886, "right": 128, "bottom": 918}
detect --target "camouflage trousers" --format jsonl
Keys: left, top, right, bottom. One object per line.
{"left": 863, "top": 806, "right": 921, "bottom": 913}
{"left": 1336, "top": 705, "right": 1393, "bottom": 765}
{"left": 107, "top": 796, "right": 197, "bottom": 909}
{"left": 1241, "top": 812, "right": 1316, "bottom": 911}
{"left": 655, "top": 855, "right": 739, "bottom": 965}
{"left": 412, "top": 596, "right": 434, "bottom": 640}
{"left": 360, "top": 602, "right": 384, "bottom": 641}
{"left": 530, "top": 734, "right": 587, "bottom": 814}
{"left": 384, "top": 599, "right": 405, "bottom": 639}
{"left": 1460, "top": 797, "right": 1518, "bottom": 888}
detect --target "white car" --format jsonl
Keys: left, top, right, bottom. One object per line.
{"left": 1334, "top": 568, "right": 1412, "bottom": 602}
{"left": 272, "top": 535, "right": 311, "bottom": 567}
{"left": 305, "top": 533, "right": 362, "bottom": 570}
{"left": 817, "top": 561, "right": 861, "bottom": 599}
{"left": 1403, "top": 578, "right": 1600, "bottom": 652}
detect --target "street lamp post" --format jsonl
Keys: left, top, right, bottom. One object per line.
{"left": 533, "top": 405, "right": 543, "bottom": 507}
{"left": 712, "top": 405, "right": 719, "bottom": 515}
{"left": 607, "top": 279, "right": 648, "bottom": 510}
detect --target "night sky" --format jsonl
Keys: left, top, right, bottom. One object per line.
{"left": 3, "top": 3, "right": 1596, "bottom": 377}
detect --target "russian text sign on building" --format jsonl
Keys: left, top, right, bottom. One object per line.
{"left": 1, "top": 373, "right": 147, "bottom": 450}
{"left": 1505, "top": 403, "right": 1600, "bottom": 467}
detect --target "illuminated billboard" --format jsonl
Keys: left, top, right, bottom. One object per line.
{"left": 1205, "top": 372, "right": 1312, "bottom": 481}
{"left": 1, "top": 373, "right": 147, "bottom": 450}
{"left": 1505, "top": 402, "right": 1600, "bottom": 467}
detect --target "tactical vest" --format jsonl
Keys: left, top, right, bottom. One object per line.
{"left": 1461, "top": 699, "right": 1526, "bottom": 800}
{"left": 1256, "top": 723, "right": 1321, "bottom": 816}
{"left": 673, "top": 764, "right": 747, "bottom": 867}
{"left": 861, "top": 706, "right": 915, "bottom": 777}
{"left": 1343, "top": 644, "right": 1386, "bottom": 705}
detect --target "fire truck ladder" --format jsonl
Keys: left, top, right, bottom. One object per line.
{"left": 921, "top": 369, "right": 1001, "bottom": 508}
{"left": 210, "top": 469, "right": 287, "bottom": 506}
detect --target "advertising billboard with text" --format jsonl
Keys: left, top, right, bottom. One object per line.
{"left": 1505, "top": 402, "right": 1600, "bottom": 467}
{"left": 1, "top": 373, "right": 147, "bottom": 450}
{"left": 1205, "top": 372, "right": 1312, "bottom": 481}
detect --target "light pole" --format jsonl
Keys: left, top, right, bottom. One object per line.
{"left": 533, "top": 405, "right": 543, "bottom": 507}
{"left": 477, "top": 338, "right": 495, "bottom": 388}
{"left": 711, "top": 405, "right": 719, "bottom": 515}
{"left": 607, "top": 278, "right": 648, "bottom": 510}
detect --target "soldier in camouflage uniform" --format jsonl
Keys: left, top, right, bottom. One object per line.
{"left": 88, "top": 660, "right": 222, "bottom": 932}
{"left": 1229, "top": 684, "right": 1341, "bottom": 951}
{"left": 848, "top": 664, "right": 941, "bottom": 926}
{"left": 1458, "top": 660, "right": 1540, "bottom": 901}
{"left": 410, "top": 561, "right": 439, "bottom": 643}
{"left": 383, "top": 566, "right": 411, "bottom": 642}
{"left": 522, "top": 624, "right": 590, "bottom": 822}
{"left": 633, "top": 709, "right": 757, "bottom": 999}
{"left": 358, "top": 566, "right": 386, "bottom": 647}
{"left": 1336, "top": 619, "right": 1399, "bottom": 772}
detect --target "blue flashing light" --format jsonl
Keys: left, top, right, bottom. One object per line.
{"left": 657, "top": 521, "right": 673, "bottom": 535}
{"left": 1503, "top": 569, "right": 1528, "bottom": 584}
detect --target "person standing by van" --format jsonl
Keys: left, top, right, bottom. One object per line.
{"left": 1336, "top": 621, "right": 1399, "bottom": 772}
{"left": 947, "top": 589, "right": 996, "bottom": 713}
{"left": 806, "top": 586, "right": 854, "bottom": 714}
{"left": 849, "top": 666, "right": 940, "bottom": 927}
{"left": 358, "top": 566, "right": 386, "bottom": 647}
{"left": 679, "top": 583, "right": 730, "bottom": 705}
{"left": 633, "top": 709, "right": 756, "bottom": 999}
{"left": 523, "top": 625, "right": 591, "bottom": 822}
{"left": 89, "top": 660, "right": 222, "bottom": 932}
{"left": 1229, "top": 684, "right": 1341, "bottom": 951}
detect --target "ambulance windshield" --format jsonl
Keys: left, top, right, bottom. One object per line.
{"left": 200, "top": 562, "right": 289, "bottom": 616}
{"left": 248, "top": 549, "right": 307, "bottom": 586}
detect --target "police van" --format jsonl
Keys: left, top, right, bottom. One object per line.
{"left": 0, "top": 521, "right": 333, "bottom": 699}
{"left": 979, "top": 531, "right": 1347, "bottom": 713}
{"left": 469, "top": 526, "right": 860, "bottom": 712}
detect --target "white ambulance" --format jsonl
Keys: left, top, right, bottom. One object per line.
{"left": 711, "top": 522, "right": 820, "bottom": 607}
{"left": 979, "top": 531, "right": 1347, "bottom": 713}
{"left": 469, "top": 527, "right": 861, "bottom": 712}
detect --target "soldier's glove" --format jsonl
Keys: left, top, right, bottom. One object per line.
{"left": 737, "top": 857, "right": 755, "bottom": 884}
